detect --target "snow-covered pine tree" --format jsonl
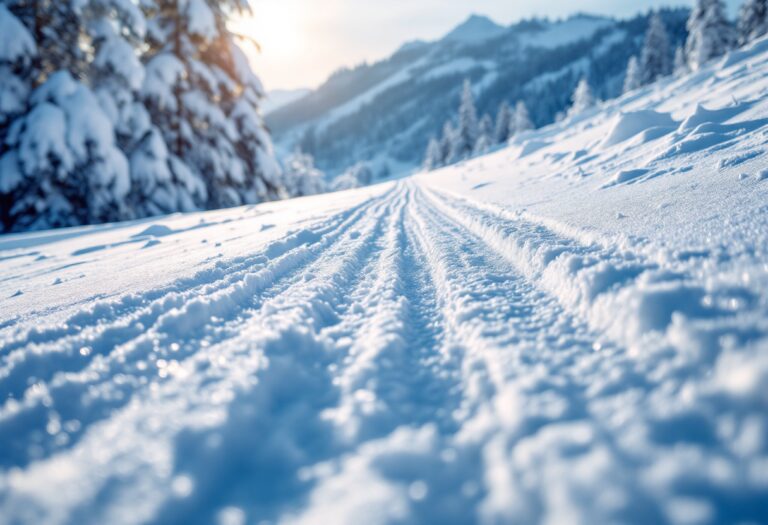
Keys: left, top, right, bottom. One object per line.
{"left": 738, "top": 0, "right": 768, "bottom": 45}
{"left": 0, "top": 4, "right": 35, "bottom": 129}
{"left": 494, "top": 101, "right": 512, "bottom": 143}
{"left": 623, "top": 56, "right": 642, "bottom": 94}
{"left": 1, "top": 71, "right": 131, "bottom": 231}
{"left": 0, "top": 4, "right": 36, "bottom": 229}
{"left": 423, "top": 137, "right": 442, "bottom": 171}
{"left": 513, "top": 100, "right": 533, "bottom": 134}
{"left": 567, "top": 77, "right": 595, "bottom": 118}
{"left": 81, "top": 0, "right": 148, "bottom": 143}
{"left": 2, "top": 0, "right": 86, "bottom": 84}
{"left": 282, "top": 149, "right": 326, "bottom": 197}
{"left": 228, "top": 44, "right": 284, "bottom": 202}
{"left": 686, "top": 0, "right": 737, "bottom": 71}
{"left": 451, "top": 79, "right": 478, "bottom": 161}
{"left": 0, "top": 3, "right": 133, "bottom": 231}
{"left": 140, "top": 0, "right": 282, "bottom": 213}
{"left": 440, "top": 120, "right": 456, "bottom": 165}
{"left": 333, "top": 162, "right": 373, "bottom": 191}
{"left": 474, "top": 134, "right": 492, "bottom": 155}
{"left": 475, "top": 113, "right": 493, "bottom": 153}
{"left": 673, "top": 46, "right": 690, "bottom": 76}
{"left": 640, "top": 13, "right": 672, "bottom": 85}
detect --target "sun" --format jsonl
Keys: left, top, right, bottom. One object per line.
{"left": 231, "top": 1, "right": 304, "bottom": 59}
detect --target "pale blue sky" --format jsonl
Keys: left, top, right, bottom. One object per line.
{"left": 235, "top": 0, "right": 741, "bottom": 90}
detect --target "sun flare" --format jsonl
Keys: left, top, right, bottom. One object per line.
{"left": 232, "top": 1, "right": 305, "bottom": 59}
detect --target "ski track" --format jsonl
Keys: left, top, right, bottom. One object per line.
{"left": 1, "top": 181, "right": 767, "bottom": 524}
{"left": 0, "top": 188, "right": 394, "bottom": 468}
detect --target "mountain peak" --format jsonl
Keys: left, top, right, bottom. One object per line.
{"left": 442, "top": 14, "right": 505, "bottom": 44}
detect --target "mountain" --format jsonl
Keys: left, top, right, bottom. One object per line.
{"left": 266, "top": 10, "right": 689, "bottom": 178}
{"left": 262, "top": 87, "right": 311, "bottom": 115}
{"left": 442, "top": 14, "right": 506, "bottom": 44}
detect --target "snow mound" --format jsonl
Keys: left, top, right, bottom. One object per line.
{"left": 601, "top": 110, "right": 677, "bottom": 147}
{"left": 678, "top": 102, "right": 749, "bottom": 132}
{"left": 518, "top": 139, "right": 550, "bottom": 158}
{"left": 133, "top": 224, "right": 175, "bottom": 238}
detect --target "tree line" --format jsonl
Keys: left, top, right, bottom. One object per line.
{"left": 423, "top": 0, "right": 768, "bottom": 171}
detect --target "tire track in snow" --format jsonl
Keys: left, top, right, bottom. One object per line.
{"left": 405, "top": 184, "right": 765, "bottom": 524}
{"left": 4, "top": 181, "right": 765, "bottom": 524}
{"left": 0, "top": 187, "right": 412, "bottom": 525}
{"left": 0, "top": 188, "right": 397, "bottom": 470}
{"left": 284, "top": 184, "right": 629, "bottom": 525}
{"left": 422, "top": 186, "right": 763, "bottom": 356}
{"left": 319, "top": 187, "right": 459, "bottom": 445}
{"left": 0, "top": 189, "right": 391, "bottom": 358}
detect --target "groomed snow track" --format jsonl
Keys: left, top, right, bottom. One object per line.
{"left": 0, "top": 181, "right": 766, "bottom": 525}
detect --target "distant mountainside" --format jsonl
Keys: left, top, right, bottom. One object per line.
{"left": 267, "top": 10, "right": 690, "bottom": 177}
{"left": 262, "top": 88, "right": 312, "bottom": 115}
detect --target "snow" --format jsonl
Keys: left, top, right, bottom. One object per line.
{"left": 2, "top": 31, "right": 768, "bottom": 525}
{"left": 0, "top": 4, "right": 36, "bottom": 63}
{"left": 15, "top": 103, "right": 73, "bottom": 175}
{"left": 263, "top": 88, "right": 311, "bottom": 115}
{"left": 142, "top": 54, "right": 186, "bottom": 111}
{"left": 183, "top": 0, "right": 217, "bottom": 41}
{"left": 601, "top": 109, "right": 677, "bottom": 147}
{"left": 93, "top": 35, "right": 145, "bottom": 91}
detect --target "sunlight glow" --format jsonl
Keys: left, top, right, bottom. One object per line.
{"left": 232, "top": 2, "right": 306, "bottom": 63}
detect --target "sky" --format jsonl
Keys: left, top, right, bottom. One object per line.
{"left": 233, "top": 0, "right": 741, "bottom": 91}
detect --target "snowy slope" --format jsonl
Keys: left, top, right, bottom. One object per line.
{"left": 262, "top": 88, "right": 311, "bottom": 115}
{"left": 2, "top": 36, "right": 768, "bottom": 525}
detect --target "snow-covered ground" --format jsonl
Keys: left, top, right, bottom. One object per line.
{"left": 2, "top": 37, "right": 768, "bottom": 525}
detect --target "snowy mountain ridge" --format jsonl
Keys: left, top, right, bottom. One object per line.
{"left": 442, "top": 14, "right": 506, "bottom": 44}
{"left": 267, "top": 10, "right": 689, "bottom": 178}
{"left": 1, "top": 27, "right": 768, "bottom": 525}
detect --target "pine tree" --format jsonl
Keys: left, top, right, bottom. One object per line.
{"left": 623, "top": 56, "right": 642, "bottom": 94}
{"left": 451, "top": 79, "right": 478, "bottom": 161}
{"left": 0, "top": 4, "right": 134, "bottom": 231}
{"left": 567, "top": 77, "right": 595, "bottom": 118}
{"left": 0, "top": 4, "right": 35, "bottom": 129}
{"left": 0, "top": 4, "right": 36, "bottom": 229}
{"left": 738, "top": 0, "right": 768, "bottom": 45}
{"left": 494, "top": 101, "right": 512, "bottom": 143}
{"left": 513, "top": 100, "right": 534, "bottom": 134}
{"left": 2, "top": 71, "right": 131, "bottom": 231}
{"left": 475, "top": 113, "right": 493, "bottom": 153}
{"left": 440, "top": 121, "right": 456, "bottom": 165}
{"left": 423, "top": 137, "right": 443, "bottom": 171}
{"left": 3, "top": 0, "right": 86, "bottom": 85}
{"left": 685, "top": 0, "right": 737, "bottom": 71}
{"left": 640, "top": 13, "right": 672, "bottom": 85}
{"left": 83, "top": 0, "right": 149, "bottom": 142}
{"left": 283, "top": 149, "right": 326, "bottom": 197}
{"left": 140, "top": 0, "right": 282, "bottom": 212}
{"left": 333, "top": 162, "right": 373, "bottom": 191}
{"left": 673, "top": 46, "right": 690, "bottom": 77}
